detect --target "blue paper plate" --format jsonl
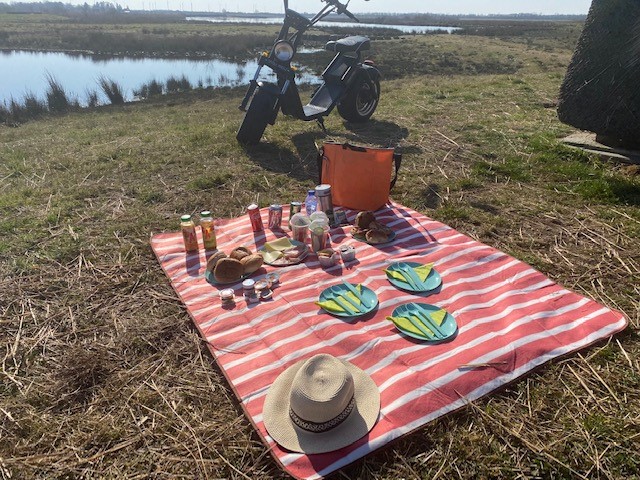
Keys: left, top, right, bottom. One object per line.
{"left": 318, "top": 284, "right": 378, "bottom": 318}
{"left": 385, "top": 261, "right": 442, "bottom": 293}
{"left": 390, "top": 302, "right": 457, "bottom": 342}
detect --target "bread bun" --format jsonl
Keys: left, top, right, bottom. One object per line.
{"left": 229, "top": 246, "right": 252, "bottom": 261}
{"left": 206, "top": 251, "right": 227, "bottom": 273}
{"left": 240, "top": 253, "right": 263, "bottom": 274}
{"left": 366, "top": 229, "right": 388, "bottom": 244}
{"left": 214, "top": 257, "right": 244, "bottom": 283}
{"left": 354, "top": 211, "right": 375, "bottom": 229}
{"left": 368, "top": 220, "right": 393, "bottom": 236}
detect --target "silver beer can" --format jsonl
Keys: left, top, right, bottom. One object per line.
{"left": 268, "top": 204, "right": 283, "bottom": 229}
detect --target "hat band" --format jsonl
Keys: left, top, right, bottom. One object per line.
{"left": 289, "top": 396, "right": 355, "bottom": 433}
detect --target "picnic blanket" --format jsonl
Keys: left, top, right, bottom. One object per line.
{"left": 151, "top": 202, "right": 627, "bottom": 480}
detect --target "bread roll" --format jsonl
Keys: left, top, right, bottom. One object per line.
{"left": 229, "top": 246, "right": 252, "bottom": 261}
{"left": 366, "top": 229, "right": 388, "bottom": 244}
{"left": 368, "top": 220, "right": 392, "bottom": 236}
{"left": 240, "top": 253, "right": 263, "bottom": 274}
{"left": 206, "top": 251, "right": 227, "bottom": 273}
{"left": 214, "top": 257, "right": 244, "bottom": 283}
{"left": 354, "top": 211, "right": 375, "bottom": 229}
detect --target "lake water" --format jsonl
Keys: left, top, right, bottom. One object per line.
{"left": 0, "top": 50, "right": 317, "bottom": 107}
{"left": 187, "top": 16, "right": 461, "bottom": 34}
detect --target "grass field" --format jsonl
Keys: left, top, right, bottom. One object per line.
{"left": 1, "top": 14, "right": 639, "bottom": 480}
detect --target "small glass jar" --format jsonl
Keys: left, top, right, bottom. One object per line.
{"left": 242, "top": 279, "right": 256, "bottom": 294}
{"left": 339, "top": 245, "right": 356, "bottom": 262}
{"left": 254, "top": 280, "right": 272, "bottom": 300}
{"left": 242, "top": 279, "right": 259, "bottom": 304}
{"left": 254, "top": 279, "right": 268, "bottom": 294}
{"left": 266, "top": 272, "right": 280, "bottom": 287}
{"left": 219, "top": 288, "right": 235, "bottom": 307}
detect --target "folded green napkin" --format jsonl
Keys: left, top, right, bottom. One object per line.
{"left": 315, "top": 285, "right": 364, "bottom": 313}
{"left": 384, "top": 263, "right": 434, "bottom": 283}
{"left": 387, "top": 315, "right": 434, "bottom": 337}
{"left": 429, "top": 308, "right": 447, "bottom": 326}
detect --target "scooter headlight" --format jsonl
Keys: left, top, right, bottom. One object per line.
{"left": 273, "top": 41, "right": 295, "bottom": 62}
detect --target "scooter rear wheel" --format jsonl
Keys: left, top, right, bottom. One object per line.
{"left": 337, "top": 74, "right": 380, "bottom": 123}
{"left": 236, "top": 89, "right": 275, "bottom": 145}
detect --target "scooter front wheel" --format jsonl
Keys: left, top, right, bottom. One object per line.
{"left": 337, "top": 74, "right": 380, "bottom": 123}
{"left": 236, "top": 89, "right": 276, "bottom": 145}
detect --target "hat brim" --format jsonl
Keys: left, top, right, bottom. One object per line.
{"left": 263, "top": 357, "right": 380, "bottom": 454}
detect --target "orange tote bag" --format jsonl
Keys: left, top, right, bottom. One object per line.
{"left": 317, "top": 142, "right": 402, "bottom": 212}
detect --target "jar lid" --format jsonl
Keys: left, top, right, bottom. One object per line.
{"left": 201, "top": 210, "right": 211, "bottom": 217}
{"left": 219, "top": 288, "right": 234, "bottom": 299}
{"left": 266, "top": 272, "right": 280, "bottom": 284}
{"left": 242, "top": 279, "right": 255, "bottom": 289}
{"left": 181, "top": 214, "right": 192, "bottom": 221}
{"left": 254, "top": 280, "right": 268, "bottom": 290}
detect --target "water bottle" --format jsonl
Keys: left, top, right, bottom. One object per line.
{"left": 304, "top": 189, "right": 317, "bottom": 215}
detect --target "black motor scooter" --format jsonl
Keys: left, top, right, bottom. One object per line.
{"left": 236, "top": 0, "right": 380, "bottom": 145}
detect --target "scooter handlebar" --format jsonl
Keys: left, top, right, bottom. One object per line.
{"left": 341, "top": 7, "right": 359, "bottom": 22}
{"left": 324, "top": 0, "right": 360, "bottom": 22}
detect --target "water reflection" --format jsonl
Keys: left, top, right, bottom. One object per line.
{"left": 0, "top": 50, "right": 317, "bottom": 106}
{"left": 186, "top": 16, "right": 461, "bottom": 34}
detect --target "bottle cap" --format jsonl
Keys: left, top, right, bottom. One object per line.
{"left": 307, "top": 189, "right": 316, "bottom": 195}
{"left": 181, "top": 214, "right": 192, "bottom": 222}
{"left": 201, "top": 210, "right": 211, "bottom": 217}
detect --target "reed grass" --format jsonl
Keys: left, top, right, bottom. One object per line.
{"left": 45, "top": 74, "right": 74, "bottom": 113}
{"left": 165, "top": 75, "right": 191, "bottom": 93}
{"left": 98, "top": 76, "right": 125, "bottom": 105}
{"left": 85, "top": 88, "right": 100, "bottom": 108}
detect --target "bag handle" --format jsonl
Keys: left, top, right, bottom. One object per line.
{"left": 391, "top": 148, "right": 402, "bottom": 190}
{"left": 317, "top": 143, "right": 402, "bottom": 190}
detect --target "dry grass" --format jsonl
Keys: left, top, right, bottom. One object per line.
{"left": 1, "top": 19, "right": 639, "bottom": 480}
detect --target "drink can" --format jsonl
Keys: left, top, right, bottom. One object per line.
{"left": 248, "top": 203, "right": 264, "bottom": 232}
{"left": 268, "top": 204, "right": 283, "bottom": 229}
{"left": 289, "top": 202, "right": 302, "bottom": 229}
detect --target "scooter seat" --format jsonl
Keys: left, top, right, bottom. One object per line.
{"left": 325, "top": 35, "right": 370, "bottom": 53}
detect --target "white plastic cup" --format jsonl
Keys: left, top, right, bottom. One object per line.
{"left": 290, "top": 213, "right": 311, "bottom": 243}
{"left": 309, "top": 211, "right": 329, "bottom": 225}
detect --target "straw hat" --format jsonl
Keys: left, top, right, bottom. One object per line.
{"left": 263, "top": 354, "right": 380, "bottom": 454}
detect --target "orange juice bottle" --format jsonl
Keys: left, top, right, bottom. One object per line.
{"left": 200, "top": 210, "right": 217, "bottom": 250}
{"left": 180, "top": 214, "right": 199, "bottom": 253}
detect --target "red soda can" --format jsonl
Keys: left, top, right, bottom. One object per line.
{"left": 248, "top": 203, "right": 264, "bottom": 232}
{"left": 268, "top": 204, "right": 283, "bottom": 230}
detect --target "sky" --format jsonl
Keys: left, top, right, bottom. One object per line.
{"left": 57, "top": 0, "right": 594, "bottom": 15}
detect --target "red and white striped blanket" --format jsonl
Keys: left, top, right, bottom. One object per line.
{"left": 151, "top": 202, "right": 627, "bottom": 480}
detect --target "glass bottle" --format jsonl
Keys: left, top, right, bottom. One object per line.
{"left": 180, "top": 214, "right": 199, "bottom": 253}
{"left": 200, "top": 210, "right": 217, "bottom": 250}
{"left": 304, "top": 189, "right": 317, "bottom": 215}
